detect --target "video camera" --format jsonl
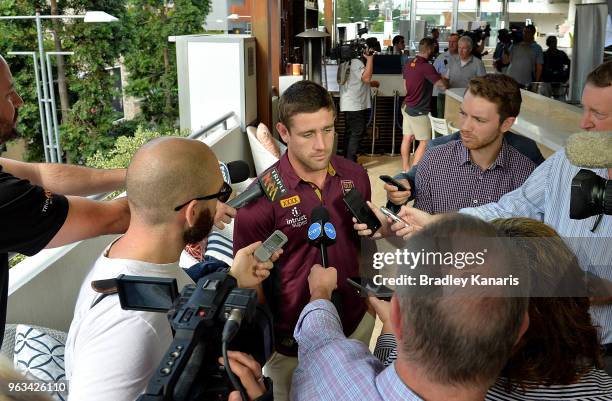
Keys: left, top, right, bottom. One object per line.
{"left": 116, "top": 272, "right": 274, "bottom": 401}
{"left": 570, "top": 170, "right": 612, "bottom": 220}
{"left": 329, "top": 27, "right": 371, "bottom": 62}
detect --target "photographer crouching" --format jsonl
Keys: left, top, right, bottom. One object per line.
{"left": 337, "top": 38, "right": 376, "bottom": 162}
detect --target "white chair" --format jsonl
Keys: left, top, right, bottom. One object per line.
{"left": 246, "top": 126, "right": 287, "bottom": 175}
{"left": 428, "top": 113, "right": 450, "bottom": 138}
{"left": 447, "top": 122, "right": 459, "bottom": 133}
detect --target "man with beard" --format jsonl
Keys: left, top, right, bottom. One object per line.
{"left": 385, "top": 74, "right": 536, "bottom": 214}
{"left": 65, "top": 138, "right": 280, "bottom": 401}
{"left": 233, "top": 81, "right": 375, "bottom": 401}
{"left": 0, "top": 55, "right": 129, "bottom": 346}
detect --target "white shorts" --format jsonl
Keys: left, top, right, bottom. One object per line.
{"left": 401, "top": 107, "right": 432, "bottom": 141}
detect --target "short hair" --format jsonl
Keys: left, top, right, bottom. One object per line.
{"left": 396, "top": 214, "right": 528, "bottom": 387}
{"left": 431, "top": 28, "right": 439, "bottom": 34}
{"left": 466, "top": 74, "right": 522, "bottom": 123}
{"left": 392, "top": 35, "right": 404, "bottom": 46}
{"left": 545, "top": 35, "right": 557, "bottom": 47}
{"left": 458, "top": 35, "right": 473, "bottom": 50}
{"left": 492, "top": 218, "right": 603, "bottom": 390}
{"left": 278, "top": 80, "right": 336, "bottom": 130}
{"left": 585, "top": 60, "right": 612, "bottom": 88}
{"left": 418, "top": 37, "right": 435, "bottom": 53}
{"left": 448, "top": 33, "right": 460, "bottom": 41}
{"left": 365, "top": 37, "right": 381, "bottom": 52}
{"left": 524, "top": 25, "right": 536, "bottom": 34}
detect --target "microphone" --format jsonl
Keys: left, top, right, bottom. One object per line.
{"left": 227, "top": 160, "right": 250, "bottom": 184}
{"left": 565, "top": 131, "right": 612, "bottom": 168}
{"left": 227, "top": 167, "right": 288, "bottom": 209}
{"left": 307, "top": 206, "right": 337, "bottom": 268}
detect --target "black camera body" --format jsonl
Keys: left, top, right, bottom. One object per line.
{"left": 330, "top": 38, "right": 369, "bottom": 62}
{"left": 570, "top": 169, "right": 612, "bottom": 219}
{"left": 329, "top": 27, "right": 370, "bottom": 63}
{"left": 121, "top": 272, "right": 274, "bottom": 401}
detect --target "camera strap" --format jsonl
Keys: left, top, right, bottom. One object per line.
{"left": 89, "top": 276, "right": 121, "bottom": 309}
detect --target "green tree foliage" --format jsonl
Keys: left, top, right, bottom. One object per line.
{"left": 336, "top": 0, "right": 367, "bottom": 23}
{"left": 60, "top": 0, "right": 130, "bottom": 163}
{"left": 122, "top": 0, "right": 210, "bottom": 128}
{"left": 1, "top": 0, "right": 211, "bottom": 163}
{"left": 0, "top": 0, "right": 48, "bottom": 161}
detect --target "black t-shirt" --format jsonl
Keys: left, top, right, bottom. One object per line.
{"left": 0, "top": 164, "right": 69, "bottom": 346}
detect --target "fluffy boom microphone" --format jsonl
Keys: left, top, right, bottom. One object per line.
{"left": 566, "top": 131, "right": 612, "bottom": 168}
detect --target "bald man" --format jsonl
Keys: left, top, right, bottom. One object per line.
{"left": 65, "top": 138, "right": 277, "bottom": 401}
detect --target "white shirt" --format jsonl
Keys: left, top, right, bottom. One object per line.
{"left": 339, "top": 58, "right": 371, "bottom": 112}
{"left": 65, "top": 241, "right": 193, "bottom": 401}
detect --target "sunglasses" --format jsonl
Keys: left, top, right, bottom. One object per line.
{"left": 174, "top": 181, "right": 233, "bottom": 211}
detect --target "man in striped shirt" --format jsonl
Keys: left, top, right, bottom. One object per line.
{"left": 392, "top": 60, "right": 612, "bottom": 373}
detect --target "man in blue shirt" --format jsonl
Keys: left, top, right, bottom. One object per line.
{"left": 292, "top": 214, "right": 529, "bottom": 401}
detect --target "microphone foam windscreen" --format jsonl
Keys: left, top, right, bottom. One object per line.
{"left": 227, "top": 160, "right": 251, "bottom": 183}
{"left": 311, "top": 206, "right": 330, "bottom": 223}
{"left": 565, "top": 131, "right": 612, "bottom": 169}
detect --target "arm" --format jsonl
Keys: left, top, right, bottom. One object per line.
{"left": 477, "top": 59, "right": 487, "bottom": 77}
{"left": 0, "top": 157, "right": 125, "bottom": 196}
{"left": 434, "top": 77, "right": 448, "bottom": 90}
{"left": 45, "top": 196, "right": 129, "bottom": 248}
{"left": 361, "top": 54, "right": 374, "bottom": 84}
{"left": 534, "top": 45, "right": 544, "bottom": 82}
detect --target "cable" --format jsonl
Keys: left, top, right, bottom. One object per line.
{"left": 222, "top": 340, "right": 249, "bottom": 401}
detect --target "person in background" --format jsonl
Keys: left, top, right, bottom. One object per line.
{"left": 506, "top": 25, "right": 544, "bottom": 87}
{"left": 391, "top": 35, "right": 405, "bottom": 55}
{"left": 432, "top": 33, "right": 459, "bottom": 117}
{"left": 446, "top": 36, "right": 486, "bottom": 89}
{"left": 493, "top": 29, "right": 512, "bottom": 73}
{"left": 542, "top": 35, "right": 570, "bottom": 83}
{"left": 400, "top": 38, "right": 448, "bottom": 172}
{"left": 430, "top": 28, "right": 440, "bottom": 58}
{"left": 338, "top": 43, "right": 374, "bottom": 162}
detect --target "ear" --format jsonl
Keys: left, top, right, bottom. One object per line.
{"left": 390, "top": 295, "right": 403, "bottom": 343}
{"left": 276, "top": 122, "right": 290, "bottom": 143}
{"left": 500, "top": 116, "right": 516, "bottom": 133}
{"left": 183, "top": 200, "right": 198, "bottom": 228}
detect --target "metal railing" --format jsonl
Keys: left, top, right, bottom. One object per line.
{"left": 189, "top": 112, "right": 238, "bottom": 140}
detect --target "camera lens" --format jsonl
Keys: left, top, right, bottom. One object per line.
{"left": 570, "top": 169, "right": 612, "bottom": 219}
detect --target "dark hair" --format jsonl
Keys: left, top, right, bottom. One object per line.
{"left": 278, "top": 80, "right": 335, "bottom": 130}
{"left": 365, "top": 37, "right": 381, "bottom": 52}
{"left": 392, "top": 35, "right": 404, "bottom": 46}
{"left": 431, "top": 28, "right": 439, "bottom": 34}
{"left": 396, "top": 214, "right": 528, "bottom": 387}
{"left": 545, "top": 35, "right": 557, "bottom": 47}
{"left": 491, "top": 218, "right": 604, "bottom": 391}
{"left": 418, "top": 37, "right": 435, "bottom": 53}
{"left": 467, "top": 74, "right": 522, "bottom": 123}
{"left": 586, "top": 60, "right": 612, "bottom": 88}
{"left": 524, "top": 25, "right": 536, "bottom": 34}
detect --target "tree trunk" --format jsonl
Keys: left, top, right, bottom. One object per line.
{"left": 50, "top": 0, "right": 70, "bottom": 124}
